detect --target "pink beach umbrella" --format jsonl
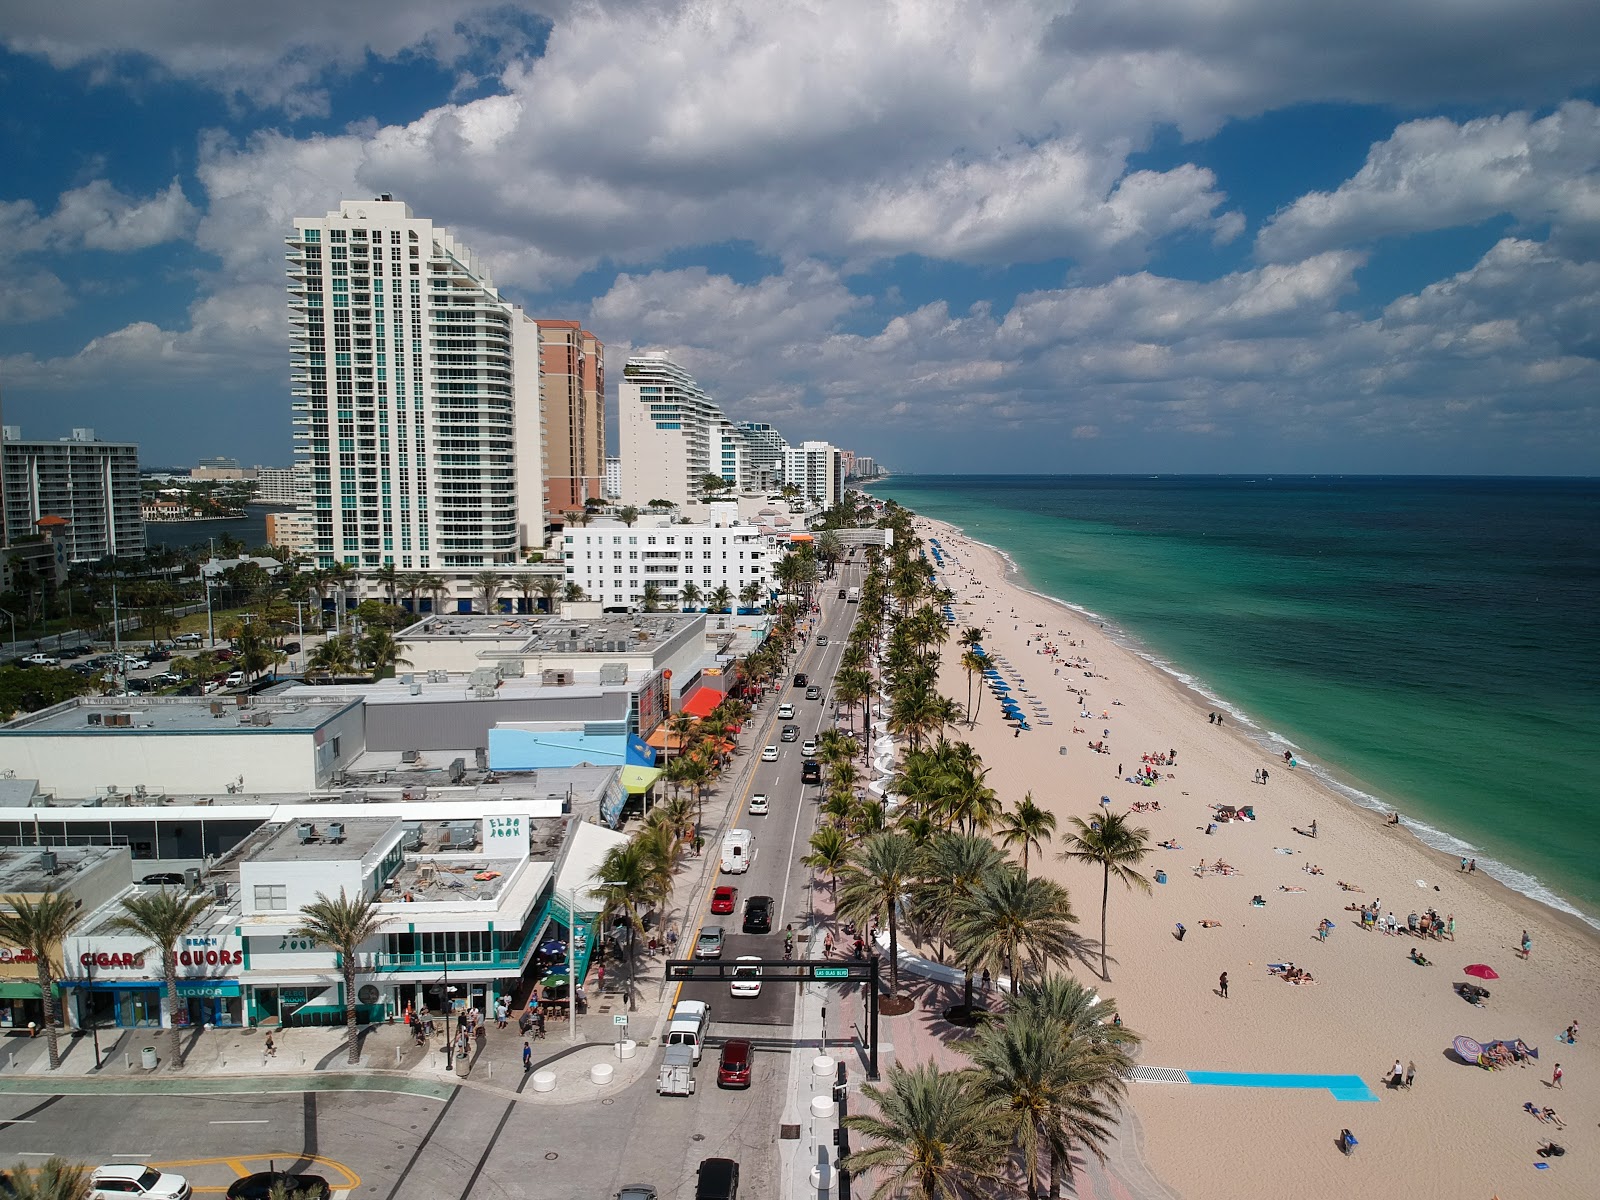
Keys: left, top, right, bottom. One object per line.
{"left": 1463, "top": 964, "right": 1499, "bottom": 980}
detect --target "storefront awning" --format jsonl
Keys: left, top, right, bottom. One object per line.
{"left": 78, "top": 980, "right": 160, "bottom": 991}
{"left": 0, "top": 982, "right": 42, "bottom": 999}
{"left": 679, "top": 687, "right": 722, "bottom": 718}
{"left": 177, "top": 980, "right": 241, "bottom": 997}
{"left": 620, "top": 765, "right": 664, "bottom": 795}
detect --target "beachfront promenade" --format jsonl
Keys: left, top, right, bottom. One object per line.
{"left": 909, "top": 514, "right": 1597, "bottom": 1200}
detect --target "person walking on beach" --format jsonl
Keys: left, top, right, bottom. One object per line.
{"left": 1551, "top": 1062, "right": 1562, "bottom": 1089}
{"left": 1405, "top": 1060, "right": 1416, "bottom": 1088}
{"left": 1521, "top": 930, "right": 1532, "bottom": 959}
{"left": 1219, "top": 971, "right": 1228, "bottom": 999}
{"left": 1310, "top": 819, "right": 1317, "bottom": 838}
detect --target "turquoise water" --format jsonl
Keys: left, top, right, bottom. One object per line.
{"left": 872, "top": 476, "right": 1600, "bottom": 925}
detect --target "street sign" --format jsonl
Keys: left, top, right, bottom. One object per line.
{"left": 614, "top": 1014, "right": 629, "bottom": 1025}
{"left": 814, "top": 966, "right": 850, "bottom": 979}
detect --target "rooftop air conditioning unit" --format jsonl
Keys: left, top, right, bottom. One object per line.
{"left": 449, "top": 757, "right": 467, "bottom": 784}
{"left": 297, "top": 822, "right": 316, "bottom": 843}
{"left": 184, "top": 867, "right": 202, "bottom": 890}
{"left": 401, "top": 749, "right": 420, "bottom": 764}
{"left": 213, "top": 882, "right": 229, "bottom": 904}
{"left": 38, "top": 850, "right": 57, "bottom": 873}
{"left": 86, "top": 712, "right": 103, "bottom": 726}
{"left": 401, "top": 674, "right": 414, "bottom": 686}
{"left": 327, "top": 821, "right": 345, "bottom": 842}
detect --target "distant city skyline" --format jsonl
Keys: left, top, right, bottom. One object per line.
{"left": 2, "top": 3, "right": 1598, "bottom": 475}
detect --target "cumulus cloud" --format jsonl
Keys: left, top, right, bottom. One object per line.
{"left": 1257, "top": 102, "right": 1600, "bottom": 261}
{"left": 0, "top": 178, "right": 197, "bottom": 255}
{"left": 0, "top": 271, "right": 73, "bottom": 324}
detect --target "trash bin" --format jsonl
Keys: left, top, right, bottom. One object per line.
{"left": 1155, "top": 870, "right": 1167, "bottom": 885}
{"left": 140, "top": 1047, "right": 158, "bottom": 1070}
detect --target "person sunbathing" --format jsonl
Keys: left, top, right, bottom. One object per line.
{"left": 1408, "top": 948, "right": 1431, "bottom": 966}
{"left": 1157, "top": 838, "right": 1183, "bottom": 849}
{"left": 1338, "top": 881, "right": 1365, "bottom": 892}
{"left": 1543, "top": 1108, "right": 1566, "bottom": 1129}
{"left": 1199, "top": 919, "right": 1222, "bottom": 928}
{"left": 1279, "top": 885, "right": 1307, "bottom": 893}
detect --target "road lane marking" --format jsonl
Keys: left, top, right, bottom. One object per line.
{"left": 209, "top": 1119, "right": 269, "bottom": 1124}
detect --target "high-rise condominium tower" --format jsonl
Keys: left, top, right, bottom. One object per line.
{"left": 535, "top": 319, "right": 605, "bottom": 513}
{"left": 287, "top": 197, "right": 542, "bottom": 572}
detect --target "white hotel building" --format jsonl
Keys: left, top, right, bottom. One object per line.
{"left": 561, "top": 515, "right": 773, "bottom": 610}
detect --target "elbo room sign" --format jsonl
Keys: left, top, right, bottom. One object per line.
{"left": 483, "top": 815, "right": 526, "bottom": 846}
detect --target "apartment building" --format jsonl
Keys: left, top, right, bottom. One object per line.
{"left": 1, "top": 427, "right": 144, "bottom": 562}
{"left": 561, "top": 516, "right": 772, "bottom": 610}
{"left": 617, "top": 353, "right": 737, "bottom": 508}
{"left": 536, "top": 320, "right": 605, "bottom": 513}
{"left": 255, "top": 464, "right": 310, "bottom": 505}
{"left": 781, "top": 439, "right": 844, "bottom": 508}
{"left": 287, "top": 197, "right": 543, "bottom": 575}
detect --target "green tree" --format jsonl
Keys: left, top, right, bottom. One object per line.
{"left": 640, "top": 583, "right": 662, "bottom": 612}
{"left": 1058, "top": 810, "right": 1152, "bottom": 982}
{"left": 535, "top": 574, "right": 562, "bottom": 615}
{"left": 841, "top": 1062, "right": 1010, "bottom": 1200}
{"left": 801, "top": 826, "right": 850, "bottom": 896}
{"left": 0, "top": 892, "right": 78, "bottom": 1069}
{"left": 678, "top": 581, "right": 702, "bottom": 611}
{"left": 472, "top": 571, "right": 507, "bottom": 613}
{"left": 292, "top": 888, "right": 388, "bottom": 1064}
{"left": 107, "top": 888, "right": 216, "bottom": 1068}
{"left": 959, "top": 648, "right": 987, "bottom": 727}
{"left": 358, "top": 629, "right": 411, "bottom": 677}
{"left": 996, "top": 792, "right": 1057, "bottom": 878}
{"left": 949, "top": 867, "right": 1078, "bottom": 996}
{"left": 591, "top": 839, "right": 672, "bottom": 1010}
{"left": 0, "top": 1155, "right": 91, "bottom": 1200}
{"left": 617, "top": 505, "right": 640, "bottom": 527}
{"left": 706, "top": 585, "right": 732, "bottom": 614}
{"left": 836, "top": 832, "right": 919, "bottom": 996}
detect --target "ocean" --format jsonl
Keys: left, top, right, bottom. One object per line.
{"left": 869, "top": 476, "right": 1600, "bottom": 926}
{"left": 143, "top": 505, "right": 272, "bottom": 554}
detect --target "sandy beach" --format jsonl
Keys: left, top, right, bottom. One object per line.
{"left": 907, "top": 513, "right": 1599, "bottom": 1199}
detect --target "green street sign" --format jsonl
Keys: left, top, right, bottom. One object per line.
{"left": 813, "top": 966, "right": 850, "bottom": 979}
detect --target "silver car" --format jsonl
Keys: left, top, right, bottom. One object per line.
{"left": 694, "top": 925, "right": 725, "bottom": 959}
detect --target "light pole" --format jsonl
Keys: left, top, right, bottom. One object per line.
{"left": 204, "top": 574, "right": 215, "bottom": 647}
{"left": 83, "top": 954, "right": 102, "bottom": 1069}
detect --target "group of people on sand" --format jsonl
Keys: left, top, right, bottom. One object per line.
{"left": 1270, "top": 963, "right": 1317, "bottom": 985}
{"left": 1132, "top": 799, "right": 1163, "bottom": 812}
{"left": 1195, "top": 858, "right": 1237, "bottom": 877}
{"left": 1524, "top": 1101, "right": 1567, "bottom": 1128}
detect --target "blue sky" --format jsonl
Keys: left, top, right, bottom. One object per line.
{"left": 2, "top": 1, "right": 1598, "bottom": 475}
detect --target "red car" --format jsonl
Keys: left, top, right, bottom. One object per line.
{"left": 717, "top": 1038, "right": 753, "bottom": 1088}
{"left": 710, "top": 886, "right": 737, "bottom": 915}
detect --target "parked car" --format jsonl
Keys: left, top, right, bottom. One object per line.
{"left": 174, "top": 633, "right": 203, "bottom": 645}
{"left": 154, "top": 672, "right": 185, "bottom": 686}
{"left": 89, "top": 1165, "right": 192, "bottom": 1200}
{"left": 615, "top": 1188, "right": 658, "bottom": 1200}
{"left": 748, "top": 793, "right": 769, "bottom": 816}
{"left": 20, "top": 653, "right": 59, "bottom": 666}
{"left": 729, "top": 957, "right": 762, "bottom": 998}
{"left": 716, "top": 1041, "right": 753, "bottom": 1089}
{"left": 776, "top": 702, "right": 795, "bottom": 719}
{"left": 140, "top": 872, "right": 185, "bottom": 886}
{"left": 694, "top": 925, "right": 725, "bottom": 959}
{"left": 124, "top": 677, "right": 154, "bottom": 693}
{"left": 146, "top": 648, "right": 171, "bottom": 662}
{"left": 741, "top": 895, "right": 773, "bottom": 934}
{"left": 225, "top": 1171, "right": 330, "bottom": 1200}
{"left": 120, "top": 657, "right": 151, "bottom": 671}
{"left": 761, "top": 745, "right": 779, "bottom": 762}
{"left": 281, "top": 641, "right": 301, "bottom": 654}
{"left": 710, "top": 885, "right": 737, "bottom": 915}
{"left": 225, "top": 670, "right": 246, "bottom": 687}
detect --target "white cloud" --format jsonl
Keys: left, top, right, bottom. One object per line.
{"left": 0, "top": 178, "right": 197, "bottom": 255}
{"left": 1257, "top": 102, "right": 1600, "bottom": 261}
{"left": 0, "top": 271, "right": 73, "bottom": 323}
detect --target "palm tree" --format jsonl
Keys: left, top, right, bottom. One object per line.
{"left": 1058, "top": 811, "right": 1152, "bottom": 982}
{"left": 0, "top": 1155, "right": 91, "bottom": 1200}
{"left": 949, "top": 868, "right": 1078, "bottom": 996}
{"left": 421, "top": 574, "right": 449, "bottom": 615}
{"left": 107, "top": 888, "right": 216, "bottom": 1068}
{"left": 535, "top": 574, "right": 562, "bottom": 615}
{"left": 472, "top": 570, "right": 506, "bottom": 613}
{"left": 801, "top": 826, "right": 850, "bottom": 896}
{"left": 359, "top": 628, "right": 411, "bottom": 677}
{"left": 836, "top": 831, "right": 919, "bottom": 996}
{"left": 738, "top": 581, "right": 764, "bottom": 612}
{"left": 292, "top": 889, "right": 387, "bottom": 1064}
{"left": 591, "top": 840, "right": 672, "bottom": 1011}
{"left": 967, "top": 1005, "right": 1134, "bottom": 1199}
{"left": 912, "top": 833, "right": 1006, "bottom": 1015}
{"left": 617, "top": 505, "right": 640, "bottom": 527}
{"left": 512, "top": 573, "right": 538, "bottom": 615}
{"left": 678, "top": 580, "right": 702, "bottom": 612}
{"left": 0, "top": 892, "right": 79, "bottom": 1069}
{"left": 959, "top": 649, "right": 987, "bottom": 726}
{"left": 841, "top": 1062, "right": 1011, "bottom": 1200}
{"left": 706, "top": 585, "right": 732, "bottom": 614}
{"left": 371, "top": 562, "right": 399, "bottom": 605}
{"left": 397, "top": 572, "right": 426, "bottom": 613}
{"left": 996, "top": 793, "right": 1057, "bottom": 878}
{"left": 640, "top": 583, "right": 662, "bottom": 612}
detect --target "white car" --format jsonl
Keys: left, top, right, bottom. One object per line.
{"left": 20, "top": 652, "right": 59, "bottom": 666}
{"left": 776, "top": 703, "right": 795, "bottom": 719}
{"left": 761, "top": 745, "right": 779, "bottom": 762}
{"left": 730, "top": 956, "right": 763, "bottom": 997}
{"left": 748, "top": 793, "right": 769, "bottom": 816}
{"left": 225, "top": 670, "right": 246, "bottom": 687}
{"left": 121, "top": 658, "right": 151, "bottom": 672}
{"left": 801, "top": 739, "right": 817, "bottom": 757}
{"left": 89, "top": 1164, "right": 192, "bottom": 1200}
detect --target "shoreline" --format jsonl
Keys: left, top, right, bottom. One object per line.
{"left": 943, "top": 514, "right": 1599, "bottom": 937}
{"left": 898, "top": 509, "right": 1600, "bottom": 1198}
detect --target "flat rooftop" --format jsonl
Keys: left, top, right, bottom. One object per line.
{"left": 249, "top": 815, "right": 398, "bottom": 863}
{"left": 387, "top": 855, "right": 524, "bottom": 902}
{"left": 398, "top": 612, "right": 697, "bottom": 651}
{"left": 1, "top": 694, "right": 357, "bottom": 735}
{"left": 0, "top": 844, "right": 124, "bottom": 892}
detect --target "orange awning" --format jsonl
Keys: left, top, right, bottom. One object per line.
{"left": 680, "top": 687, "right": 722, "bottom": 719}
{"left": 645, "top": 727, "right": 692, "bottom": 752}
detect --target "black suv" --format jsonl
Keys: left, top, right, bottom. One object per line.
{"left": 742, "top": 895, "right": 773, "bottom": 934}
{"left": 801, "top": 759, "right": 822, "bottom": 784}
{"left": 695, "top": 1158, "right": 739, "bottom": 1200}
{"left": 793, "top": 673, "right": 808, "bottom": 687}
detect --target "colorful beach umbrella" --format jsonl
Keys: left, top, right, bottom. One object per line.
{"left": 1453, "top": 1035, "right": 1484, "bottom": 1061}
{"left": 1463, "top": 964, "right": 1499, "bottom": 980}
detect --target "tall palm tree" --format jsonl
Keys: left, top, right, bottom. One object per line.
{"left": 996, "top": 792, "right": 1057, "bottom": 878}
{"left": 535, "top": 574, "right": 562, "bottom": 615}
{"left": 358, "top": 628, "right": 411, "bottom": 677}
{"left": 0, "top": 892, "right": 79, "bottom": 1070}
{"left": 841, "top": 1062, "right": 1010, "bottom": 1200}
{"left": 640, "top": 583, "right": 662, "bottom": 612}
{"left": 949, "top": 868, "right": 1078, "bottom": 995}
{"left": 958, "top": 649, "right": 986, "bottom": 727}
{"left": 706, "top": 585, "right": 732, "bottom": 614}
{"left": 592, "top": 839, "right": 672, "bottom": 1010}
{"left": 292, "top": 889, "right": 387, "bottom": 1064}
{"left": 967, "top": 1006, "right": 1133, "bottom": 1199}
{"left": 108, "top": 888, "right": 216, "bottom": 1068}
{"left": 371, "top": 563, "right": 399, "bottom": 605}
{"left": 912, "top": 834, "right": 1006, "bottom": 1014}
{"left": 513, "top": 573, "right": 538, "bottom": 615}
{"left": 1058, "top": 811, "right": 1152, "bottom": 982}
{"left": 801, "top": 826, "right": 850, "bottom": 896}
{"left": 678, "top": 580, "right": 702, "bottom": 612}
{"left": 421, "top": 574, "right": 449, "bottom": 615}
{"left": 472, "top": 570, "right": 506, "bottom": 613}
{"left": 0, "top": 1155, "right": 91, "bottom": 1200}
{"left": 836, "top": 831, "right": 919, "bottom": 995}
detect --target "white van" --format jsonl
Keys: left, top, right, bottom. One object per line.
{"left": 720, "top": 829, "right": 753, "bottom": 875}
{"left": 663, "top": 998, "right": 711, "bottom": 1062}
